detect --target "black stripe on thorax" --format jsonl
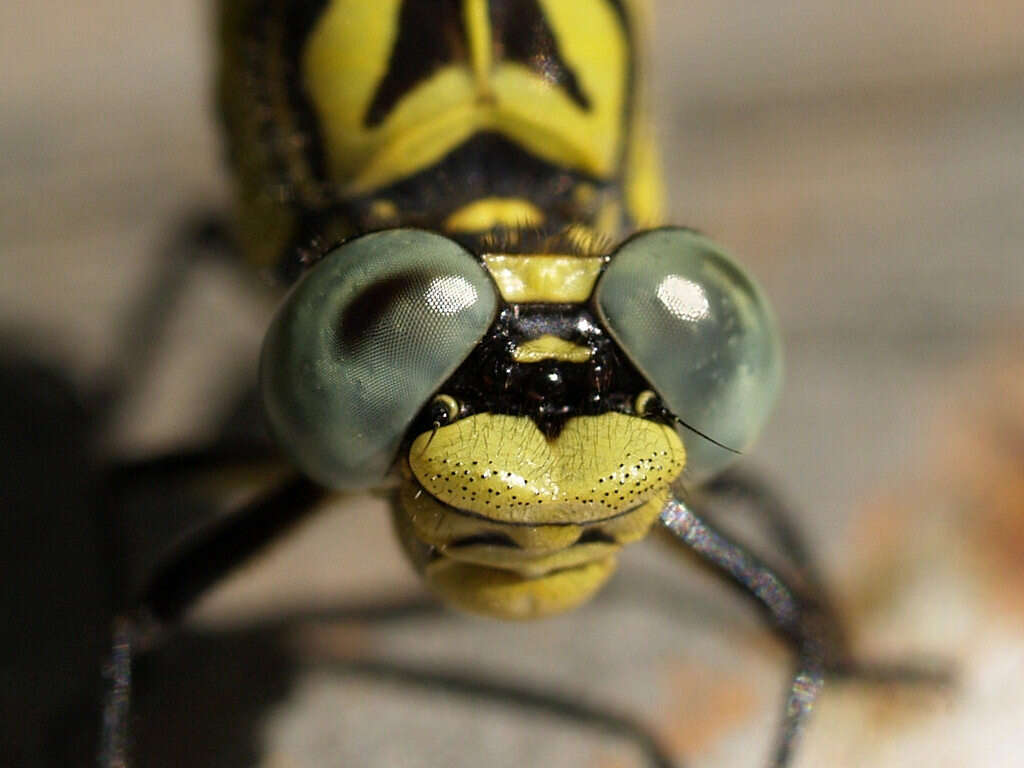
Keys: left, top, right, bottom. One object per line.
{"left": 365, "top": 0, "right": 467, "bottom": 127}
{"left": 490, "top": 0, "right": 590, "bottom": 111}
{"left": 365, "top": 0, "right": 633, "bottom": 128}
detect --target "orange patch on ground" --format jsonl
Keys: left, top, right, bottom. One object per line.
{"left": 940, "top": 357, "right": 1024, "bottom": 617}
{"left": 836, "top": 485, "right": 952, "bottom": 646}
{"left": 289, "top": 621, "right": 373, "bottom": 660}
{"left": 839, "top": 348, "right": 1024, "bottom": 619}
{"left": 587, "top": 755, "right": 636, "bottom": 768}
{"left": 653, "top": 661, "right": 759, "bottom": 757}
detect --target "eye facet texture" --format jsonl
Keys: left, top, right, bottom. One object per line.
{"left": 261, "top": 230, "right": 498, "bottom": 488}
{"left": 595, "top": 228, "right": 782, "bottom": 479}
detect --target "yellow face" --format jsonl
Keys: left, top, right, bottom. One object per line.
{"left": 385, "top": 250, "right": 686, "bottom": 620}
{"left": 261, "top": 230, "right": 783, "bottom": 619}
{"left": 396, "top": 409, "right": 685, "bottom": 620}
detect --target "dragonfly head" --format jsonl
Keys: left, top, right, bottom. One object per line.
{"left": 260, "top": 228, "right": 781, "bottom": 618}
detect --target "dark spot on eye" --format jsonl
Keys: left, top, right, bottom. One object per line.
{"left": 335, "top": 270, "right": 435, "bottom": 356}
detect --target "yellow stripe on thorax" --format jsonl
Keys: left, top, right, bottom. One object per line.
{"left": 464, "top": 0, "right": 493, "bottom": 98}
{"left": 444, "top": 198, "right": 544, "bottom": 233}
{"left": 302, "top": 0, "right": 628, "bottom": 196}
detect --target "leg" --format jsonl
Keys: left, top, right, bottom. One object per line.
{"left": 683, "top": 468, "right": 852, "bottom": 662}
{"left": 660, "top": 495, "right": 837, "bottom": 768}
{"left": 99, "top": 446, "right": 328, "bottom": 768}
{"left": 92, "top": 212, "right": 234, "bottom": 428}
{"left": 101, "top": 469, "right": 677, "bottom": 768}
{"left": 683, "top": 472, "right": 953, "bottom": 685}
{"left": 660, "top": 495, "right": 950, "bottom": 767}
{"left": 320, "top": 659, "right": 678, "bottom": 768}
{"left": 98, "top": 619, "right": 133, "bottom": 768}
{"left": 695, "top": 467, "right": 823, "bottom": 584}
{"left": 94, "top": 213, "right": 317, "bottom": 765}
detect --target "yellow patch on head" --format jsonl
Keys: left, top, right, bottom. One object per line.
{"left": 367, "top": 198, "right": 399, "bottom": 224}
{"left": 482, "top": 254, "right": 603, "bottom": 303}
{"left": 512, "top": 335, "right": 592, "bottom": 364}
{"left": 395, "top": 412, "right": 683, "bottom": 619}
{"left": 409, "top": 413, "right": 684, "bottom": 525}
{"left": 425, "top": 557, "right": 618, "bottom": 620}
{"left": 392, "top": 495, "right": 618, "bottom": 620}
{"left": 392, "top": 450, "right": 673, "bottom": 620}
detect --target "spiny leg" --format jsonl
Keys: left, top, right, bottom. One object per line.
{"left": 660, "top": 496, "right": 835, "bottom": 768}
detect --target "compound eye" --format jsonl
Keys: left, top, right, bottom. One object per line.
{"left": 595, "top": 228, "right": 782, "bottom": 479}
{"left": 261, "top": 229, "right": 498, "bottom": 489}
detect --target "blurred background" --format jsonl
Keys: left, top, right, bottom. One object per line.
{"left": 2, "top": 1, "right": 1022, "bottom": 766}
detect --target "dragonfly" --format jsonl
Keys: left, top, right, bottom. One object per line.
{"left": 99, "top": 1, "right": 941, "bottom": 765}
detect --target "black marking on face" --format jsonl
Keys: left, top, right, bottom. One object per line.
{"left": 412, "top": 302, "right": 669, "bottom": 440}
